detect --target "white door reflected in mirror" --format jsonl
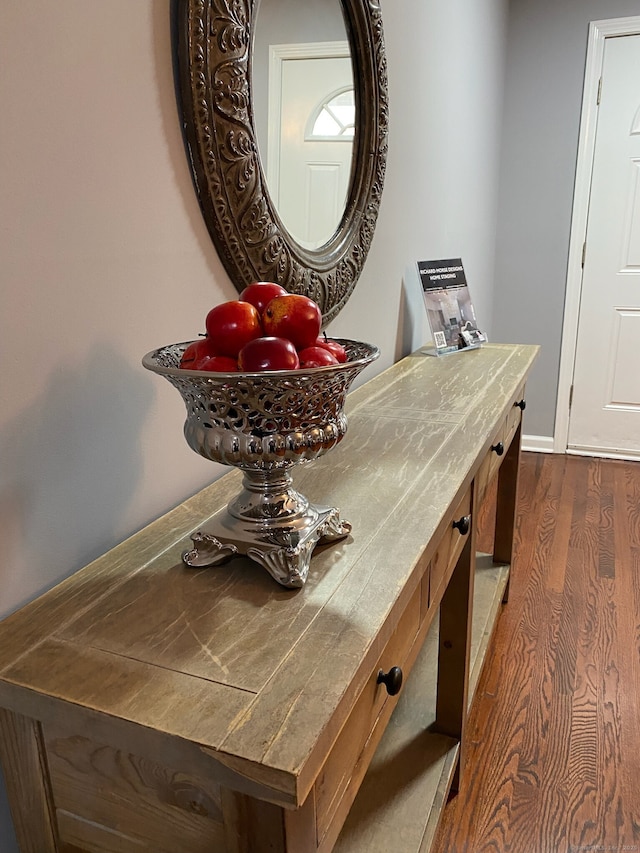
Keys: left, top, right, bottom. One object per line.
{"left": 275, "top": 54, "right": 354, "bottom": 248}
{"left": 265, "top": 43, "right": 355, "bottom": 250}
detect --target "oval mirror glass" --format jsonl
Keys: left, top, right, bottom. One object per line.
{"left": 252, "top": 0, "right": 355, "bottom": 249}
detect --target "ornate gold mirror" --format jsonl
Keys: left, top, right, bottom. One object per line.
{"left": 175, "top": 0, "right": 388, "bottom": 323}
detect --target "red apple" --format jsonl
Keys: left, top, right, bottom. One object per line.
{"left": 298, "top": 346, "right": 339, "bottom": 368}
{"left": 313, "top": 335, "right": 347, "bottom": 363}
{"left": 192, "top": 354, "right": 238, "bottom": 372}
{"left": 180, "top": 337, "right": 215, "bottom": 368}
{"left": 239, "top": 281, "right": 287, "bottom": 315}
{"left": 238, "top": 336, "right": 300, "bottom": 372}
{"left": 205, "top": 300, "right": 262, "bottom": 357}
{"left": 262, "top": 294, "right": 322, "bottom": 350}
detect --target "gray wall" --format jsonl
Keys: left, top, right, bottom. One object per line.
{"left": 492, "top": 0, "right": 640, "bottom": 439}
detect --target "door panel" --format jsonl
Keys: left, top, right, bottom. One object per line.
{"left": 275, "top": 56, "right": 354, "bottom": 250}
{"left": 568, "top": 34, "right": 640, "bottom": 455}
{"left": 607, "top": 308, "right": 640, "bottom": 407}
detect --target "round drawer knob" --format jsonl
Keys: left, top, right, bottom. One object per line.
{"left": 515, "top": 399, "right": 527, "bottom": 411}
{"left": 377, "top": 665, "right": 403, "bottom": 696}
{"left": 452, "top": 515, "right": 471, "bottom": 536}
{"left": 491, "top": 441, "right": 504, "bottom": 456}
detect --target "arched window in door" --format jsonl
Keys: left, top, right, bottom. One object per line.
{"left": 306, "top": 87, "right": 355, "bottom": 141}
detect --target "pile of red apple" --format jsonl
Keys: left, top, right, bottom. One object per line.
{"left": 179, "top": 282, "right": 347, "bottom": 372}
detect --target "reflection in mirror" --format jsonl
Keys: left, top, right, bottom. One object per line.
{"left": 253, "top": 1, "right": 355, "bottom": 249}
{"left": 311, "top": 89, "right": 355, "bottom": 138}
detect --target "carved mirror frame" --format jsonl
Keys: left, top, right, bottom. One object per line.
{"left": 175, "top": 0, "right": 388, "bottom": 323}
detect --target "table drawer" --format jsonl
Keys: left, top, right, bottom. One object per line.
{"left": 475, "top": 386, "right": 525, "bottom": 509}
{"left": 475, "top": 427, "right": 504, "bottom": 509}
{"left": 505, "top": 385, "right": 525, "bottom": 449}
{"left": 428, "top": 488, "right": 472, "bottom": 609}
{"left": 314, "top": 584, "right": 422, "bottom": 846}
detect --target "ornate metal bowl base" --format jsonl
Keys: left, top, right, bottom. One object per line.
{"left": 183, "top": 470, "right": 351, "bottom": 588}
{"left": 142, "top": 339, "right": 379, "bottom": 589}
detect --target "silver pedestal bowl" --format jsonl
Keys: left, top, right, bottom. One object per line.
{"left": 142, "top": 339, "right": 379, "bottom": 588}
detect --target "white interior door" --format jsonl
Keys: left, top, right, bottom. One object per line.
{"left": 568, "top": 33, "right": 640, "bottom": 457}
{"left": 268, "top": 50, "right": 353, "bottom": 250}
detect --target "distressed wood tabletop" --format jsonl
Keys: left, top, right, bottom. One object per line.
{"left": 0, "top": 344, "right": 539, "bottom": 808}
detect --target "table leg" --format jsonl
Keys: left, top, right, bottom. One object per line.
{"left": 222, "top": 787, "right": 316, "bottom": 853}
{"left": 433, "top": 506, "right": 477, "bottom": 792}
{"left": 0, "top": 708, "right": 58, "bottom": 853}
{"left": 493, "top": 421, "right": 522, "bottom": 601}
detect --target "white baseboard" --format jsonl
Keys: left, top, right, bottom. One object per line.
{"left": 522, "top": 434, "right": 554, "bottom": 454}
{"left": 566, "top": 446, "right": 640, "bottom": 462}
{"left": 522, "top": 434, "right": 639, "bottom": 459}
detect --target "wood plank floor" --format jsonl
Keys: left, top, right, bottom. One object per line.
{"left": 433, "top": 451, "right": 640, "bottom": 853}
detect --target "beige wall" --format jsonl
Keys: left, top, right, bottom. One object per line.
{"left": 0, "top": 0, "right": 508, "bottom": 844}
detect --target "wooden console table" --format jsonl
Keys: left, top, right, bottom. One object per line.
{"left": 0, "top": 343, "right": 538, "bottom": 853}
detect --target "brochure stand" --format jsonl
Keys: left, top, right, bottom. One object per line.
{"left": 417, "top": 258, "right": 486, "bottom": 356}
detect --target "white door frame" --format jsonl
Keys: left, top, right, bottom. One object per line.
{"left": 266, "top": 40, "right": 350, "bottom": 206}
{"left": 555, "top": 16, "right": 640, "bottom": 453}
